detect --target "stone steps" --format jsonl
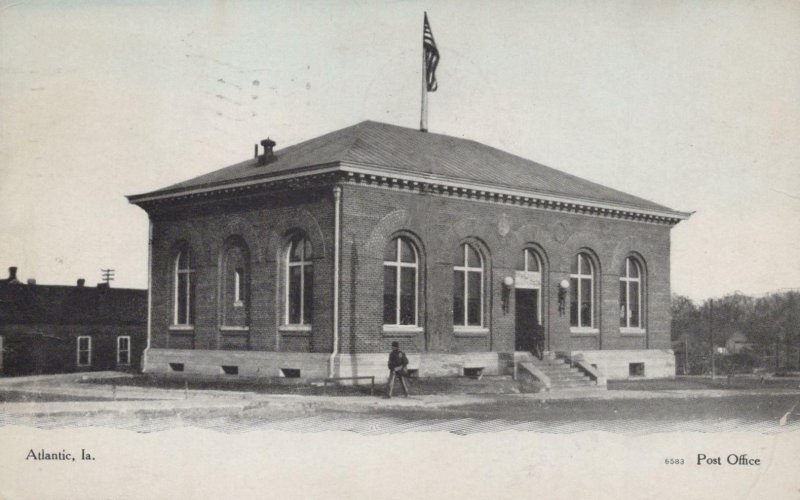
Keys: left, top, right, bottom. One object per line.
{"left": 513, "top": 353, "right": 604, "bottom": 391}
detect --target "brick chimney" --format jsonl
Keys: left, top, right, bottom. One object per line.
{"left": 77, "top": 278, "right": 85, "bottom": 287}
{"left": 6, "top": 266, "right": 20, "bottom": 284}
{"left": 257, "top": 138, "right": 276, "bottom": 166}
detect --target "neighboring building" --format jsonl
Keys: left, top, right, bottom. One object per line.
{"left": 128, "top": 120, "right": 691, "bottom": 381}
{"left": 724, "top": 331, "right": 753, "bottom": 355}
{"left": 0, "top": 267, "right": 147, "bottom": 376}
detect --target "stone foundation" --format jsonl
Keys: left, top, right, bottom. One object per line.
{"left": 144, "top": 348, "right": 504, "bottom": 380}
{"left": 566, "top": 349, "right": 675, "bottom": 380}
{"left": 144, "top": 347, "right": 674, "bottom": 382}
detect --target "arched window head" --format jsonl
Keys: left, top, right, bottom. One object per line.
{"left": 454, "top": 243, "right": 484, "bottom": 327}
{"left": 383, "top": 237, "right": 419, "bottom": 326}
{"left": 286, "top": 235, "right": 313, "bottom": 325}
{"left": 570, "top": 252, "right": 595, "bottom": 328}
{"left": 620, "top": 256, "right": 644, "bottom": 329}
{"left": 520, "top": 248, "right": 542, "bottom": 273}
{"left": 173, "top": 247, "right": 195, "bottom": 325}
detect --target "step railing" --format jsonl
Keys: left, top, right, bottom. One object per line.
{"left": 555, "top": 352, "right": 607, "bottom": 387}
{"left": 517, "top": 361, "right": 551, "bottom": 391}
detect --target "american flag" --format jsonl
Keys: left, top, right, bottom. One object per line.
{"left": 423, "top": 13, "right": 439, "bottom": 92}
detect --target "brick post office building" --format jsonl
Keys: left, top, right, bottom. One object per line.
{"left": 128, "top": 121, "right": 690, "bottom": 381}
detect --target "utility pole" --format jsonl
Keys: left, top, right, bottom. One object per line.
{"left": 709, "top": 298, "right": 715, "bottom": 379}
{"left": 101, "top": 268, "right": 115, "bottom": 286}
{"left": 684, "top": 336, "right": 689, "bottom": 375}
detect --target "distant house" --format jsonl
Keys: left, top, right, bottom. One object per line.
{"left": 724, "top": 331, "right": 753, "bottom": 355}
{"left": 0, "top": 267, "right": 147, "bottom": 376}
{"left": 128, "top": 120, "right": 691, "bottom": 381}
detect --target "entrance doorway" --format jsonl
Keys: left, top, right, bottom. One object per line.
{"left": 515, "top": 289, "right": 540, "bottom": 351}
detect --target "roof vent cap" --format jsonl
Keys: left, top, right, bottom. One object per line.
{"left": 257, "top": 138, "right": 276, "bottom": 166}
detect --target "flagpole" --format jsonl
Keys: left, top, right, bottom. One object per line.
{"left": 420, "top": 29, "right": 428, "bottom": 132}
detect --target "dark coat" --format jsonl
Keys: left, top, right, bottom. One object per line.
{"left": 388, "top": 349, "right": 409, "bottom": 371}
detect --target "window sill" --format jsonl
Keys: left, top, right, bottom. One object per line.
{"left": 220, "top": 326, "right": 250, "bottom": 334}
{"left": 169, "top": 325, "right": 195, "bottom": 332}
{"left": 454, "top": 327, "right": 489, "bottom": 337}
{"left": 570, "top": 327, "right": 599, "bottom": 336}
{"left": 620, "top": 328, "right": 646, "bottom": 336}
{"left": 382, "top": 325, "right": 423, "bottom": 337}
{"left": 280, "top": 325, "right": 312, "bottom": 336}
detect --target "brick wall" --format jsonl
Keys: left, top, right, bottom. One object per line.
{"left": 0, "top": 324, "right": 144, "bottom": 375}
{"left": 149, "top": 188, "right": 335, "bottom": 354}
{"left": 338, "top": 183, "right": 673, "bottom": 355}
{"left": 147, "top": 180, "right": 674, "bottom": 358}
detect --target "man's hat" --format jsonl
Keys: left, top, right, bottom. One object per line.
{"left": 391, "top": 341, "right": 399, "bottom": 348}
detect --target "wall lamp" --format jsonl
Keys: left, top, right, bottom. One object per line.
{"left": 558, "top": 279, "right": 570, "bottom": 316}
{"left": 502, "top": 276, "right": 514, "bottom": 313}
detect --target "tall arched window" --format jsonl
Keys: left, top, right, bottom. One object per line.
{"left": 620, "top": 256, "right": 643, "bottom": 329}
{"left": 383, "top": 237, "right": 419, "bottom": 326}
{"left": 173, "top": 247, "right": 195, "bottom": 325}
{"left": 570, "top": 253, "right": 595, "bottom": 328}
{"left": 454, "top": 243, "right": 484, "bottom": 327}
{"left": 286, "top": 235, "right": 313, "bottom": 325}
{"left": 221, "top": 241, "right": 249, "bottom": 327}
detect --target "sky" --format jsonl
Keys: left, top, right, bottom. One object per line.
{"left": 1, "top": 0, "right": 798, "bottom": 302}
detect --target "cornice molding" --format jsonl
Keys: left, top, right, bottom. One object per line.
{"left": 128, "top": 162, "right": 691, "bottom": 226}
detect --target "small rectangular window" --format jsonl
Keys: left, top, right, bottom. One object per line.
{"left": 280, "top": 368, "right": 301, "bottom": 378}
{"left": 221, "top": 365, "right": 239, "bottom": 375}
{"left": 629, "top": 362, "right": 645, "bottom": 377}
{"left": 117, "top": 336, "right": 131, "bottom": 366}
{"left": 463, "top": 367, "right": 484, "bottom": 379}
{"left": 169, "top": 362, "right": 184, "bottom": 372}
{"left": 77, "top": 336, "right": 92, "bottom": 367}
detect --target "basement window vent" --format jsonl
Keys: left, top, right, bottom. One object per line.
{"left": 463, "top": 367, "right": 484, "bottom": 379}
{"left": 629, "top": 363, "right": 645, "bottom": 377}
{"left": 169, "top": 363, "right": 184, "bottom": 372}
{"left": 281, "top": 368, "right": 301, "bottom": 378}
{"left": 406, "top": 369, "right": 419, "bottom": 378}
{"left": 221, "top": 365, "right": 239, "bottom": 376}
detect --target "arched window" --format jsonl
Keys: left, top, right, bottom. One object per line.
{"left": 221, "top": 242, "right": 248, "bottom": 327}
{"left": 286, "top": 235, "right": 313, "bottom": 325}
{"left": 620, "top": 256, "right": 643, "bottom": 329}
{"left": 454, "top": 243, "right": 484, "bottom": 327}
{"left": 173, "top": 247, "right": 195, "bottom": 325}
{"left": 570, "top": 253, "right": 595, "bottom": 328}
{"left": 522, "top": 248, "right": 541, "bottom": 273}
{"left": 518, "top": 248, "right": 544, "bottom": 325}
{"left": 383, "top": 237, "right": 419, "bottom": 326}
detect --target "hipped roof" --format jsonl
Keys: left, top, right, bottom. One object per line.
{"left": 128, "top": 120, "right": 688, "bottom": 218}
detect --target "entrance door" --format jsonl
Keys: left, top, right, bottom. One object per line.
{"left": 515, "top": 289, "right": 539, "bottom": 351}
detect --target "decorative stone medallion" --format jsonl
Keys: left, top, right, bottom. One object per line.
{"left": 498, "top": 213, "right": 511, "bottom": 236}
{"left": 553, "top": 221, "right": 568, "bottom": 243}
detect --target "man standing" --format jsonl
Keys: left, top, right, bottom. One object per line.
{"left": 387, "top": 341, "right": 410, "bottom": 398}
